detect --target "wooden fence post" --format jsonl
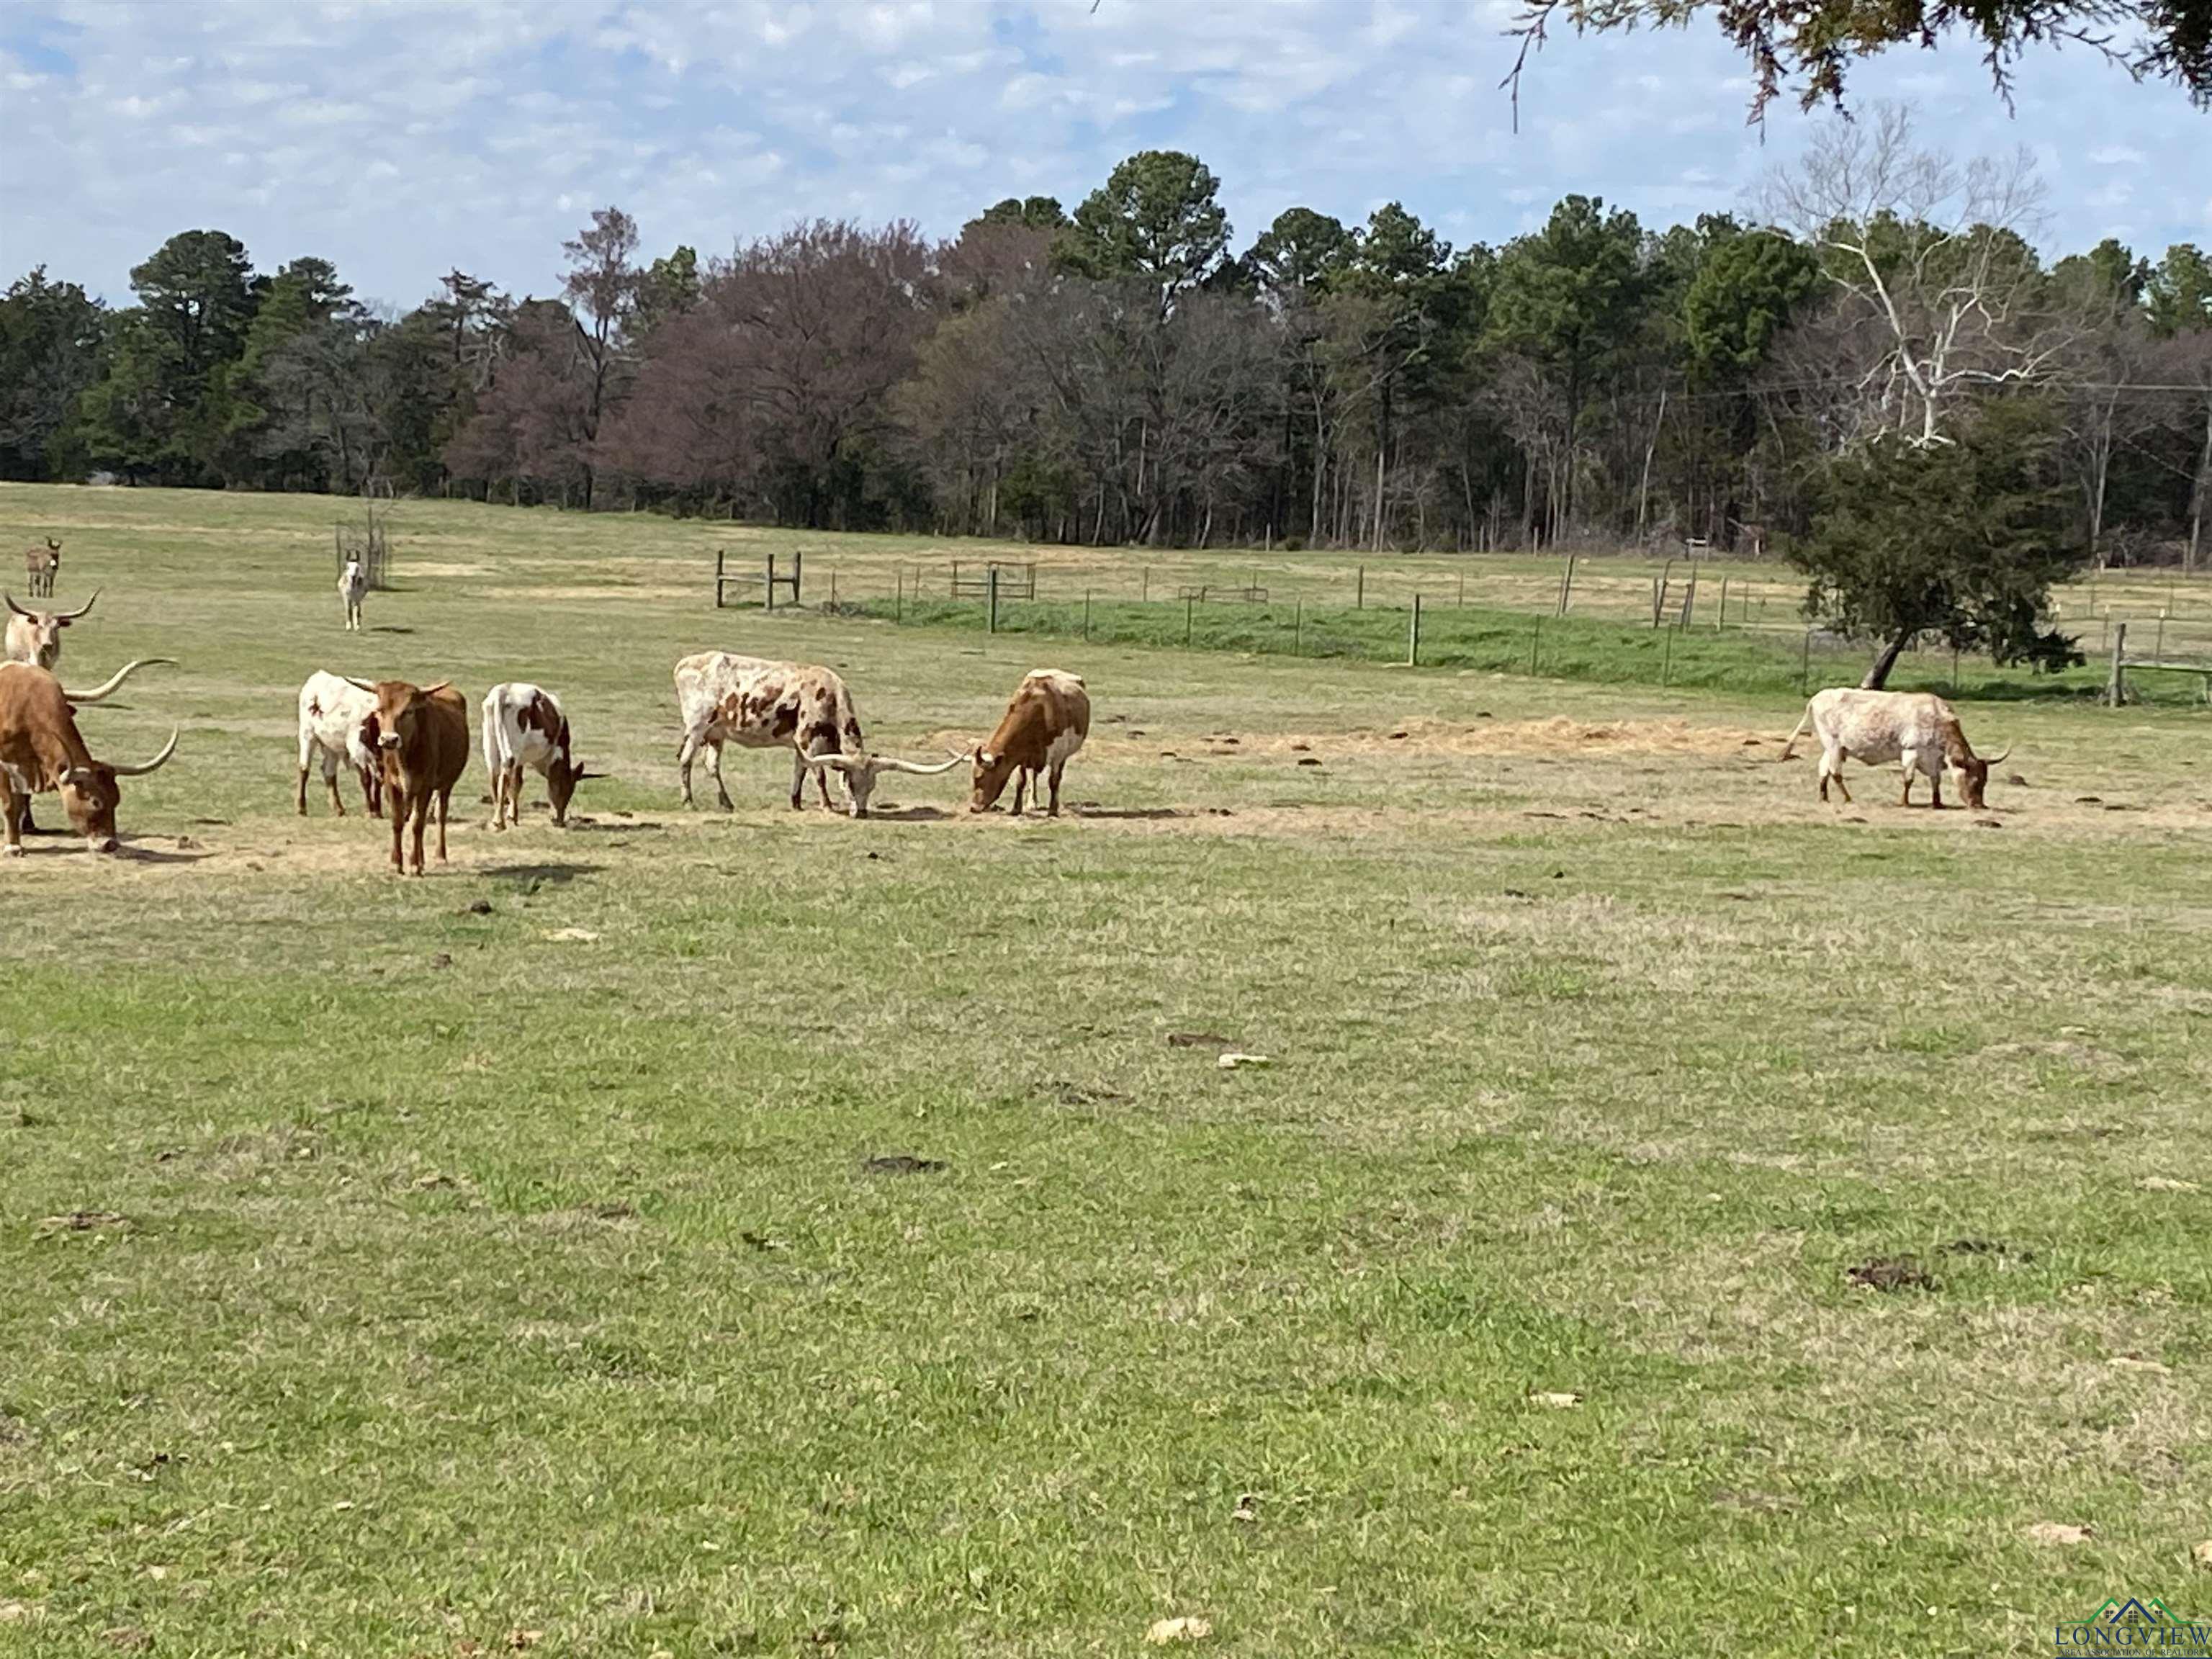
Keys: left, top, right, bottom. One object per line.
{"left": 1294, "top": 598, "right": 1303, "bottom": 656}
{"left": 988, "top": 565, "right": 999, "bottom": 634}
{"left": 1356, "top": 565, "right": 1365, "bottom": 610}
{"left": 2108, "top": 620, "right": 2127, "bottom": 706}
{"left": 1661, "top": 625, "right": 1674, "bottom": 688}
{"left": 763, "top": 554, "right": 775, "bottom": 613}
{"left": 1530, "top": 615, "right": 1541, "bottom": 675}
{"left": 791, "top": 550, "right": 803, "bottom": 606}
{"left": 715, "top": 548, "right": 726, "bottom": 609}
{"left": 1557, "top": 552, "right": 1575, "bottom": 616}
{"left": 1799, "top": 629, "right": 1812, "bottom": 696}
{"left": 1184, "top": 590, "right": 1195, "bottom": 647}
{"left": 1084, "top": 589, "right": 1092, "bottom": 641}
{"left": 1408, "top": 594, "right": 1422, "bottom": 666}
{"left": 830, "top": 570, "right": 837, "bottom": 608}
{"left": 1141, "top": 567, "right": 1149, "bottom": 603}
{"left": 1716, "top": 575, "right": 1728, "bottom": 630}
{"left": 895, "top": 563, "right": 903, "bottom": 622}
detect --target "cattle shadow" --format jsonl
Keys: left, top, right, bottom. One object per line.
{"left": 1070, "top": 806, "right": 1189, "bottom": 821}
{"left": 560, "top": 816, "right": 669, "bottom": 834}
{"left": 368, "top": 625, "right": 416, "bottom": 636}
{"left": 481, "top": 861, "right": 603, "bottom": 886}
{"left": 865, "top": 804, "right": 953, "bottom": 822}
{"left": 119, "top": 842, "right": 219, "bottom": 865}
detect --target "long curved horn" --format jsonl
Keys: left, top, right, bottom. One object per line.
{"left": 803, "top": 751, "right": 860, "bottom": 773}
{"left": 62, "top": 657, "right": 176, "bottom": 705}
{"left": 419, "top": 680, "right": 452, "bottom": 697}
{"left": 4, "top": 594, "right": 28, "bottom": 618}
{"left": 343, "top": 675, "right": 379, "bottom": 693}
{"left": 873, "top": 752, "right": 968, "bottom": 776}
{"left": 103, "top": 728, "right": 180, "bottom": 778}
{"left": 50, "top": 588, "right": 99, "bottom": 621}
{"left": 1984, "top": 745, "right": 2012, "bottom": 766}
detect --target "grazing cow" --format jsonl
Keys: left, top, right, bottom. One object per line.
{"left": 0, "top": 653, "right": 172, "bottom": 836}
{"left": 0, "top": 663, "right": 178, "bottom": 856}
{"left": 347, "top": 678, "right": 467, "bottom": 875}
{"left": 674, "top": 651, "right": 866, "bottom": 811}
{"left": 24, "top": 539, "right": 60, "bottom": 599}
{"left": 1780, "top": 688, "right": 2009, "bottom": 809}
{"left": 295, "top": 670, "right": 383, "bottom": 818}
{"left": 481, "top": 681, "right": 598, "bottom": 828}
{"left": 970, "top": 669, "right": 1090, "bottom": 817}
{"left": 5, "top": 590, "right": 102, "bottom": 670}
{"left": 338, "top": 557, "right": 368, "bottom": 631}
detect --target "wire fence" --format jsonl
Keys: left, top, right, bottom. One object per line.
{"left": 707, "top": 552, "right": 2212, "bottom": 707}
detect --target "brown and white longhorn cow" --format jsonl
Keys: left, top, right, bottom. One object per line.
{"left": 482, "top": 681, "right": 598, "bottom": 828}
{"left": 23, "top": 539, "right": 60, "bottom": 599}
{"left": 295, "top": 670, "right": 382, "bottom": 818}
{"left": 348, "top": 677, "right": 469, "bottom": 875}
{"left": 673, "top": 652, "right": 959, "bottom": 817}
{"left": 5, "top": 589, "right": 102, "bottom": 670}
{"left": 1779, "top": 688, "right": 2009, "bottom": 809}
{"left": 970, "top": 669, "right": 1089, "bottom": 817}
{"left": 0, "top": 662, "right": 178, "bottom": 856}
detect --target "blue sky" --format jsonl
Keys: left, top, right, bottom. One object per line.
{"left": 1, "top": 0, "right": 2206, "bottom": 313}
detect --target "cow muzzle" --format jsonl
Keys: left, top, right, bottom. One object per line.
{"left": 88, "top": 835, "right": 118, "bottom": 855}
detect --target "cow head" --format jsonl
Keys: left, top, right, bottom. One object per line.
{"left": 545, "top": 742, "right": 605, "bottom": 826}
{"left": 349, "top": 678, "right": 450, "bottom": 756}
{"left": 1954, "top": 743, "right": 2008, "bottom": 811}
{"left": 57, "top": 729, "right": 179, "bottom": 854}
{"left": 5, "top": 589, "right": 97, "bottom": 668}
{"left": 968, "top": 745, "right": 1018, "bottom": 811}
{"left": 804, "top": 750, "right": 965, "bottom": 818}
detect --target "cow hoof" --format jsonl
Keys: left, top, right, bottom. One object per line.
{"left": 2, "top": 845, "right": 23, "bottom": 858}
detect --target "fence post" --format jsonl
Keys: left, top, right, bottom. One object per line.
{"left": 1716, "top": 575, "right": 1728, "bottom": 631}
{"left": 1408, "top": 594, "right": 1422, "bottom": 667}
{"left": 2108, "top": 620, "right": 2127, "bottom": 706}
{"left": 1531, "top": 615, "right": 1541, "bottom": 675}
{"left": 715, "top": 548, "right": 726, "bottom": 609}
{"left": 764, "top": 554, "right": 775, "bottom": 613}
{"left": 1294, "top": 597, "right": 1303, "bottom": 656}
{"left": 1683, "top": 562, "right": 1699, "bottom": 629}
{"left": 1142, "top": 567, "right": 1150, "bottom": 604}
{"left": 1356, "top": 565, "right": 1365, "bottom": 610}
{"left": 988, "top": 565, "right": 1000, "bottom": 634}
{"left": 1799, "top": 629, "right": 1812, "bottom": 696}
{"left": 2156, "top": 608, "right": 2167, "bottom": 660}
{"left": 1184, "top": 590, "right": 1195, "bottom": 647}
{"left": 791, "top": 550, "right": 803, "bottom": 606}
{"left": 1661, "top": 624, "right": 1673, "bottom": 688}
{"left": 895, "top": 563, "right": 904, "bottom": 622}
{"left": 1458, "top": 571, "right": 1465, "bottom": 608}
{"left": 1951, "top": 643, "right": 1959, "bottom": 693}
{"left": 1084, "top": 589, "right": 1092, "bottom": 641}
{"left": 1558, "top": 552, "right": 1575, "bottom": 616}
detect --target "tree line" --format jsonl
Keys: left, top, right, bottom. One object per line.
{"left": 4, "top": 112, "right": 2209, "bottom": 587}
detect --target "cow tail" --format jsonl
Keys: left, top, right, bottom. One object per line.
{"left": 1777, "top": 706, "right": 1813, "bottom": 763}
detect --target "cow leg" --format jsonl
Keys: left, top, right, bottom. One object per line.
{"left": 1899, "top": 770, "right": 1914, "bottom": 807}
{"left": 2, "top": 788, "right": 24, "bottom": 856}
{"left": 387, "top": 784, "right": 408, "bottom": 873}
{"left": 709, "top": 740, "right": 734, "bottom": 811}
{"left": 436, "top": 788, "right": 451, "bottom": 861}
{"left": 410, "top": 796, "right": 428, "bottom": 876}
{"left": 362, "top": 765, "right": 382, "bottom": 819}
{"left": 1928, "top": 772, "right": 1944, "bottom": 810}
{"left": 676, "top": 729, "right": 700, "bottom": 809}
{"left": 323, "top": 750, "right": 346, "bottom": 817}
{"left": 1047, "top": 760, "right": 1066, "bottom": 817}
{"left": 788, "top": 746, "right": 808, "bottom": 810}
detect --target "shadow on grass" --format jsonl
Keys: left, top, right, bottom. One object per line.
{"left": 864, "top": 804, "right": 953, "bottom": 822}
{"left": 1071, "top": 806, "right": 1189, "bottom": 821}
{"left": 481, "top": 862, "right": 603, "bottom": 886}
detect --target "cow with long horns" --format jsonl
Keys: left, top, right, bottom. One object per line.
{"left": 1779, "top": 688, "right": 2010, "bottom": 809}
{"left": 295, "top": 670, "right": 382, "bottom": 819}
{"left": 6, "top": 590, "right": 104, "bottom": 671}
{"left": 0, "top": 662, "right": 178, "bottom": 856}
{"left": 346, "top": 677, "right": 469, "bottom": 875}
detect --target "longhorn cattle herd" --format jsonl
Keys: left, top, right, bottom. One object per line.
{"left": 2, "top": 532, "right": 2040, "bottom": 870}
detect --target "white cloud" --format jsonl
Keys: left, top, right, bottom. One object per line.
{"left": 0, "top": 0, "right": 2205, "bottom": 313}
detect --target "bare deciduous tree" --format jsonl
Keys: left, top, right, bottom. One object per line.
{"left": 1762, "top": 106, "right": 2068, "bottom": 446}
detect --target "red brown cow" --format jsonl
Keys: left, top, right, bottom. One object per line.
{"left": 0, "top": 662, "right": 178, "bottom": 856}
{"left": 969, "top": 669, "right": 1089, "bottom": 817}
{"left": 349, "top": 678, "right": 468, "bottom": 875}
